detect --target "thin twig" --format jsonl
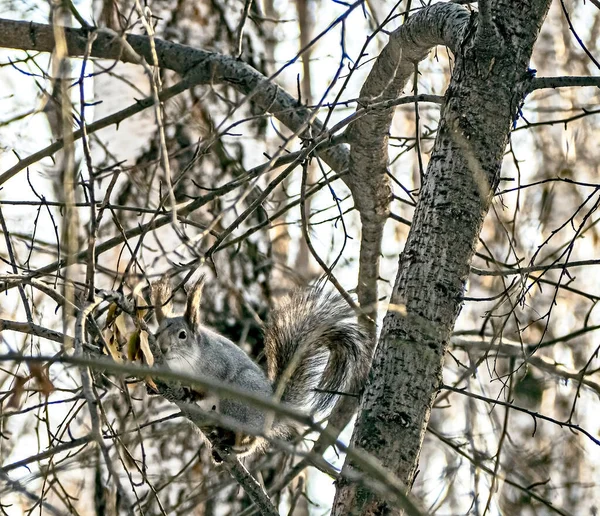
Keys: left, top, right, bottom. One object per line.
{"left": 0, "top": 352, "right": 426, "bottom": 515}
{"left": 235, "top": 0, "right": 253, "bottom": 58}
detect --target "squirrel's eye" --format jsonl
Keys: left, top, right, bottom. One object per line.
{"left": 178, "top": 330, "right": 187, "bottom": 340}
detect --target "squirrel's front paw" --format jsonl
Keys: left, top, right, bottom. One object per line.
{"left": 211, "top": 448, "right": 226, "bottom": 464}
{"left": 209, "top": 429, "right": 259, "bottom": 464}
{"left": 205, "top": 428, "right": 236, "bottom": 464}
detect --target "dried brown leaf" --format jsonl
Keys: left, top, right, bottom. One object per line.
{"left": 6, "top": 375, "right": 28, "bottom": 409}
{"left": 139, "top": 330, "right": 154, "bottom": 367}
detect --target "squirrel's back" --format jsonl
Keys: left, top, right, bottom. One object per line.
{"left": 264, "top": 289, "right": 371, "bottom": 414}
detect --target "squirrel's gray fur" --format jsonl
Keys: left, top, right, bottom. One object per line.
{"left": 150, "top": 276, "right": 370, "bottom": 457}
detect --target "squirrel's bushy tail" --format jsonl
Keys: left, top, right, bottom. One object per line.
{"left": 264, "top": 289, "right": 371, "bottom": 413}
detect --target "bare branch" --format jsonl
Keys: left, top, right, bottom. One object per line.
{"left": 1, "top": 436, "right": 93, "bottom": 474}
{"left": 0, "top": 470, "right": 66, "bottom": 516}
{"left": 441, "top": 383, "right": 600, "bottom": 447}
{"left": 0, "top": 319, "right": 74, "bottom": 345}
{"left": 0, "top": 18, "right": 350, "bottom": 181}
{"left": 346, "top": 3, "right": 470, "bottom": 334}
{"left": 451, "top": 337, "right": 600, "bottom": 396}
{"left": 528, "top": 75, "right": 600, "bottom": 91}
{"left": 0, "top": 351, "right": 426, "bottom": 515}
{"left": 217, "top": 450, "right": 279, "bottom": 516}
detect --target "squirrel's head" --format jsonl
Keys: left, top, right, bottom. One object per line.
{"left": 150, "top": 276, "right": 205, "bottom": 369}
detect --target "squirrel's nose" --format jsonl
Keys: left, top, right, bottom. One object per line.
{"left": 160, "top": 341, "right": 170, "bottom": 354}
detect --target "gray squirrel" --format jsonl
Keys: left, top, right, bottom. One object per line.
{"left": 150, "top": 275, "right": 371, "bottom": 459}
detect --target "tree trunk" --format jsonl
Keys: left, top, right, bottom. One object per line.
{"left": 333, "top": 1, "right": 553, "bottom": 514}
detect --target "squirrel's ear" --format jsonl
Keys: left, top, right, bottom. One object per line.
{"left": 185, "top": 275, "right": 205, "bottom": 330}
{"left": 151, "top": 277, "right": 173, "bottom": 324}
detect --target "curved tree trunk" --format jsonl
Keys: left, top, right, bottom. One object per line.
{"left": 346, "top": 3, "right": 469, "bottom": 336}
{"left": 333, "top": 1, "right": 553, "bottom": 514}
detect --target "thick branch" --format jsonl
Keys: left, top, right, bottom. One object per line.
{"left": 528, "top": 75, "right": 600, "bottom": 91}
{"left": 346, "top": 3, "right": 470, "bottom": 331}
{"left": 0, "top": 18, "right": 349, "bottom": 178}
{"left": 0, "top": 319, "right": 74, "bottom": 346}
{"left": 333, "top": 1, "right": 553, "bottom": 513}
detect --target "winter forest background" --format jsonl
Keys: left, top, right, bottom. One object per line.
{"left": 0, "top": 0, "right": 599, "bottom": 515}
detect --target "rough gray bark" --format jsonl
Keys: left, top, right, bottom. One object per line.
{"left": 347, "top": 4, "right": 470, "bottom": 329}
{"left": 332, "top": 1, "right": 553, "bottom": 514}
